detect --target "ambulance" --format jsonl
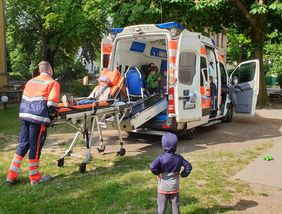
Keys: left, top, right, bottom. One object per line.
{"left": 101, "top": 22, "right": 260, "bottom": 139}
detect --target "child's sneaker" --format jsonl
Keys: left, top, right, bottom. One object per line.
{"left": 62, "top": 95, "right": 69, "bottom": 107}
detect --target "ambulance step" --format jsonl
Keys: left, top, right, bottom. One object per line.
{"left": 130, "top": 96, "right": 168, "bottom": 129}
{"left": 202, "top": 120, "right": 222, "bottom": 127}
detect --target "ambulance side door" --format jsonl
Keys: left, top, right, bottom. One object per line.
{"left": 229, "top": 59, "right": 260, "bottom": 116}
{"left": 175, "top": 30, "right": 201, "bottom": 122}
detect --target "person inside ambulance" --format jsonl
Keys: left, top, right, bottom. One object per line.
{"left": 146, "top": 66, "right": 162, "bottom": 94}
{"left": 209, "top": 76, "right": 218, "bottom": 111}
{"left": 62, "top": 75, "right": 110, "bottom": 107}
{"left": 7, "top": 61, "right": 60, "bottom": 185}
{"left": 160, "top": 71, "right": 168, "bottom": 96}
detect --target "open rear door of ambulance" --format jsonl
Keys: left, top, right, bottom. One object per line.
{"left": 229, "top": 59, "right": 260, "bottom": 116}
{"left": 175, "top": 30, "right": 202, "bottom": 123}
{"left": 101, "top": 37, "right": 113, "bottom": 69}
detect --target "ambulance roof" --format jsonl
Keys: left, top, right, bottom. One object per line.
{"left": 110, "top": 22, "right": 184, "bottom": 35}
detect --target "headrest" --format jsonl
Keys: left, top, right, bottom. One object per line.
{"left": 100, "top": 68, "right": 121, "bottom": 87}
{"left": 98, "top": 75, "right": 110, "bottom": 83}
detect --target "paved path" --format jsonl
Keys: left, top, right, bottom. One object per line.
{"left": 234, "top": 137, "right": 282, "bottom": 188}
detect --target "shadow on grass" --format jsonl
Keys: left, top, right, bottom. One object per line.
{"left": 190, "top": 199, "right": 258, "bottom": 214}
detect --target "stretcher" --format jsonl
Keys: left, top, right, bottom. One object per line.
{"left": 53, "top": 68, "right": 129, "bottom": 173}
{"left": 53, "top": 99, "right": 132, "bottom": 173}
{"left": 53, "top": 68, "right": 168, "bottom": 173}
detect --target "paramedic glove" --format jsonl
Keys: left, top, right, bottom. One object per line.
{"left": 48, "top": 106, "right": 58, "bottom": 120}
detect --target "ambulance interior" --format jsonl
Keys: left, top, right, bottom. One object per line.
{"left": 112, "top": 37, "right": 167, "bottom": 76}
{"left": 111, "top": 36, "right": 169, "bottom": 125}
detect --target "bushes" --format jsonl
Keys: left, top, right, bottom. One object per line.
{"left": 69, "top": 80, "right": 94, "bottom": 97}
{"left": 9, "top": 72, "right": 23, "bottom": 80}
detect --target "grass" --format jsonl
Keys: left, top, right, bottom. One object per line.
{"left": 0, "top": 104, "right": 74, "bottom": 135}
{"left": 0, "top": 106, "right": 274, "bottom": 214}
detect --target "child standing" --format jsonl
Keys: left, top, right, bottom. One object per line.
{"left": 150, "top": 133, "right": 192, "bottom": 214}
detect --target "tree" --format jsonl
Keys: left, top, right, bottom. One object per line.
{"left": 264, "top": 31, "right": 282, "bottom": 76}
{"left": 227, "top": 28, "right": 253, "bottom": 65}
{"left": 107, "top": 0, "right": 282, "bottom": 106}
{"left": 5, "top": 0, "right": 109, "bottom": 74}
{"left": 225, "top": 0, "right": 281, "bottom": 105}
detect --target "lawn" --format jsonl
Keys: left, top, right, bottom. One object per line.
{"left": 0, "top": 105, "right": 272, "bottom": 214}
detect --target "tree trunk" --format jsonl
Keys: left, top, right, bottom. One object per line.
{"left": 252, "top": 21, "right": 268, "bottom": 107}
{"left": 255, "top": 44, "right": 267, "bottom": 106}
{"left": 41, "top": 34, "right": 55, "bottom": 67}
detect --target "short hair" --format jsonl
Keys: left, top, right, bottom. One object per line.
{"left": 152, "top": 66, "right": 158, "bottom": 71}
{"left": 38, "top": 61, "right": 51, "bottom": 72}
{"left": 210, "top": 76, "right": 214, "bottom": 81}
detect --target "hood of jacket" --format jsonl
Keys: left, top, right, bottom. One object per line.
{"left": 161, "top": 133, "right": 178, "bottom": 153}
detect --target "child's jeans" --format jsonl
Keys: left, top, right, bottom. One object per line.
{"left": 157, "top": 192, "right": 179, "bottom": 214}
{"left": 77, "top": 99, "right": 95, "bottom": 105}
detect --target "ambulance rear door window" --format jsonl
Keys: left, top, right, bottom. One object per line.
{"left": 179, "top": 52, "right": 196, "bottom": 85}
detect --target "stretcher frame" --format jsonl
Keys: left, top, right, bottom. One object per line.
{"left": 53, "top": 101, "right": 132, "bottom": 173}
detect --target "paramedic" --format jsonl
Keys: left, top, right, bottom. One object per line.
{"left": 210, "top": 76, "right": 217, "bottom": 110}
{"left": 147, "top": 66, "right": 161, "bottom": 94}
{"left": 7, "top": 61, "right": 60, "bottom": 185}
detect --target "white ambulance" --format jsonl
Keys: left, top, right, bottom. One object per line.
{"left": 101, "top": 22, "right": 260, "bottom": 139}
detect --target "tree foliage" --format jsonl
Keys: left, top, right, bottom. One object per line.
{"left": 264, "top": 31, "right": 282, "bottom": 76}
{"left": 6, "top": 0, "right": 109, "bottom": 77}
{"left": 107, "top": 0, "right": 282, "bottom": 105}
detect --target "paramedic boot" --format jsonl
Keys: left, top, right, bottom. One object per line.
{"left": 30, "top": 175, "right": 52, "bottom": 185}
{"left": 29, "top": 159, "right": 52, "bottom": 185}
{"left": 7, "top": 154, "right": 24, "bottom": 184}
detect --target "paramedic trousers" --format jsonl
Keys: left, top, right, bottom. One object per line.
{"left": 16, "top": 120, "right": 47, "bottom": 159}
{"left": 157, "top": 192, "right": 180, "bottom": 214}
{"left": 7, "top": 120, "right": 47, "bottom": 182}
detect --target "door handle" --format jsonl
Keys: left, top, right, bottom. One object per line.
{"left": 179, "top": 96, "right": 190, "bottom": 100}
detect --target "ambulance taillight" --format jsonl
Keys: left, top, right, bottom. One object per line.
{"left": 168, "top": 87, "right": 175, "bottom": 114}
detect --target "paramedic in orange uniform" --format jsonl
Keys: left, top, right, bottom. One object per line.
{"left": 7, "top": 61, "right": 60, "bottom": 185}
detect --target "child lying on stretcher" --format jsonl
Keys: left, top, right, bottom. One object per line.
{"left": 62, "top": 76, "right": 110, "bottom": 107}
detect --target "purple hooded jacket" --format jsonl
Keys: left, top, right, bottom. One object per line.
{"left": 150, "top": 133, "right": 192, "bottom": 194}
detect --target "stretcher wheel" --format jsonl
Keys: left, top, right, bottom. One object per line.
{"left": 97, "top": 144, "right": 106, "bottom": 153}
{"left": 117, "top": 148, "right": 126, "bottom": 156}
{"left": 57, "top": 158, "right": 64, "bottom": 167}
{"left": 79, "top": 163, "right": 86, "bottom": 173}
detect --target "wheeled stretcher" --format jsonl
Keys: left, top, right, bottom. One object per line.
{"left": 52, "top": 67, "right": 168, "bottom": 173}
{"left": 53, "top": 68, "right": 130, "bottom": 173}
{"left": 53, "top": 100, "right": 132, "bottom": 173}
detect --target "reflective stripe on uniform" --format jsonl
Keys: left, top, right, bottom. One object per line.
{"left": 30, "top": 78, "right": 54, "bottom": 85}
{"left": 13, "top": 158, "right": 22, "bottom": 164}
{"left": 47, "top": 100, "right": 58, "bottom": 107}
{"left": 9, "top": 165, "right": 20, "bottom": 173}
{"left": 22, "top": 95, "right": 47, "bottom": 102}
{"left": 29, "top": 162, "right": 39, "bottom": 167}
{"left": 19, "top": 113, "right": 50, "bottom": 123}
{"left": 29, "top": 169, "right": 39, "bottom": 175}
